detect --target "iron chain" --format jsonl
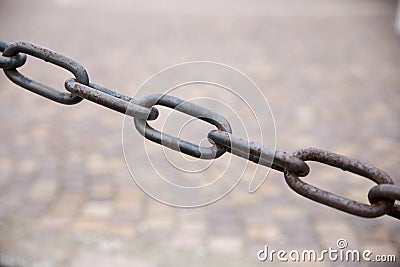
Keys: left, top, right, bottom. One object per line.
{"left": 1, "top": 40, "right": 399, "bottom": 220}
{"left": 0, "top": 41, "right": 27, "bottom": 69}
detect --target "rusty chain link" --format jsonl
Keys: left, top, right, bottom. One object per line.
{"left": 283, "top": 148, "right": 395, "bottom": 218}
{"left": 1, "top": 40, "right": 399, "bottom": 220}
{"left": 0, "top": 41, "right": 27, "bottom": 69}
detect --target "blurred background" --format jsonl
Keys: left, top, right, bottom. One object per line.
{"left": 1, "top": 0, "right": 399, "bottom": 266}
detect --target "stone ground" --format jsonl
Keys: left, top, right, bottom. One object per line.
{"left": 0, "top": 0, "right": 400, "bottom": 266}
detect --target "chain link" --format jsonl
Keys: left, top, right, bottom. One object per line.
{"left": 1, "top": 40, "right": 399, "bottom": 220}
{"left": 368, "top": 184, "right": 400, "bottom": 219}
{"left": 65, "top": 79, "right": 158, "bottom": 120}
{"left": 134, "top": 93, "right": 232, "bottom": 159}
{"left": 284, "top": 148, "right": 395, "bottom": 218}
{"left": 3, "top": 41, "right": 87, "bottom": 104}
{"left": 208, "top": 130, "right": 310, "bottom": 176}
{"left": 0, "top": 41, "right": 27, "bottom": 69}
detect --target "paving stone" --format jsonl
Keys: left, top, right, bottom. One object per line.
{"left": 37, "top": 214, "right": 71, "bottom": 231}
{"left": 72, "top": 217, "right": 109, "bottom": 235}
{"left": 90, "top": 183, "right": 114, "bottom": 200}
{"left": 172, "top": 233, "right": 204, "bottom": 249}
{"left": 208, "top": 236, "right": 243, "bottom": 255}
{"left": 0, "top": 0, "right": 399, "bottom": 266}
{"left": 271, "top": 204, "right": 308, "bottom": 220}
{"left": 15, "top": 159, "right": 38, "bottom": 175}
{"left": 144, "top": 216, "right": 175, "bottom": 232}
{"left": 246, "top": 222, "right": 283, "bottom": 243}
{"left": 69, "top": 252, "right": 156, "bottom": 267}
{"left": 17, "top": 203, "right": 48, "bottom": 219}
{"left": 52, "top": 192, "right": 85, "bottom": 216}
{"left": 178, "top": 220, "right": 207, "bottom": 235}
{"left": 211, "top": 222, "right": 242, "bottom": 236}
{"left": 26, "top": 178, "right": 58, "bottom": 204}
{"left": 101, "top": 222, "right": 137, "bottom": 237}
{"left": 276, "top": 231, "right": 318, "bottom": 249}
{"left": 314, "top": 220, "right": 360, "bottom": 250}
{"left": 81, "top": 201, "right": 114, "bottom": 219}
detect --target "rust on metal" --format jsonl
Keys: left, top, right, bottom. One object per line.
{"left": 208, "top": 130, "right": 310, "bottom": 176}
{"left": 2, "top": 41, "right": 88, "bottom": 104}
{"left": 134, "top": 93, "right": 232, "bottom": 159}
{"left": 284, "top": 148, "right": 395, "bottom": 218}
{"left": 368, "top": 184, "right": 400, "bottom": 219}
{"left": 0, "top": 41, "right": 26, "bottom": 69}
{"left": 1, "top": 40, "right": 399, "bottom": 220}
{"left": 65, "top": 79, "right": 158, "bottom": 120}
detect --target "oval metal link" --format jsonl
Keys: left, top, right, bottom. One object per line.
{"left": 65, "top": 79, "right": 159, "bottom": 120}
{"left": 0, "top": 41, "right": 27, "bottom": 69}
{"left": 2, "top": 41, "right": 88, "bottom": 105}
{"left": 134, "top": 93, "right": 232, "bottom": 159}
{"left": 2, "top": 40, "right": 400, "bottom": 220}
{"left": 208, "top": 130, "right": 310, "bottom": 176}
{"left": 284, "top": 148, "right": 395, "bottom": 218}
{"left": 368, "top": 184, "right": 400, "bottom": 219}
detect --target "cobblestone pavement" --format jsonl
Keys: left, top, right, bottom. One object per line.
{"left": 1, "top": 0, "right": 400, "bottom": 266}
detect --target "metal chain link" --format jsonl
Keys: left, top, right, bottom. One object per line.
{"left": 284, "top": 148, "right": 395, "bottom": 218}
{"left": 134, "top": 93, "right": 232, "bottom": 159}
{"left": 2, "top": 41, "right": 87, "bottom": 104}
{"left": 207, "top": 130, "right": 310, "bottom": 176}
{"left": 0, "top": 41, "right": 26, "bottom": 69}
{"left": 1, "top": 40, "right": 399, "bottom": 220}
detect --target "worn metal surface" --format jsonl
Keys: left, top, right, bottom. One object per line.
{"left": 369, "top": 184, "right": 400, "bottom": 219}
{"left": 65, "top": 79, "right": 158, "bottom": 120}
{"left": 0, "top": 41, "right": 26, "bottom": 69}
{"left": 134, "top": 93, "right": 232, "bottom": 159}
{"left": 208, "top": 130, "right": 310, "bottom": 176}
{"left": 1, "top": 40, "right": 399, "bottom": 220}
{"left": 284, "top": 148, "right": 395, "bottom": 218}
{"left": 3, "top": 41, "right": 87, "bottom": 105}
